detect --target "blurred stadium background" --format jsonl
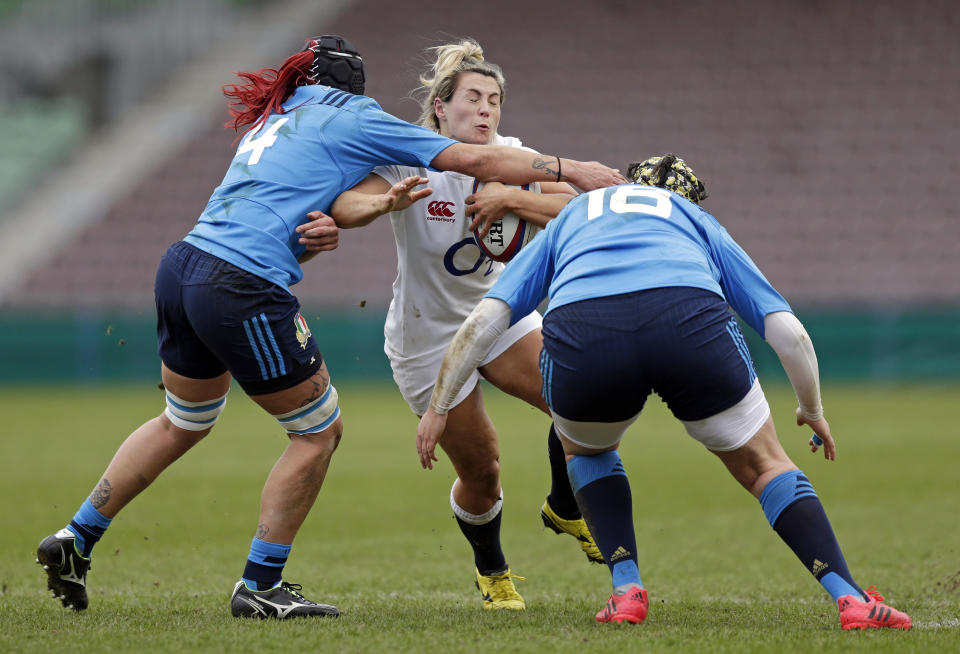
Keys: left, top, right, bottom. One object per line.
{"left": 0, "top": 0, "right": 957, "bottom": 385}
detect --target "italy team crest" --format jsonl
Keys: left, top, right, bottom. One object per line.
{"left": 294, "top": 313, "right": 312, "bottom": 349}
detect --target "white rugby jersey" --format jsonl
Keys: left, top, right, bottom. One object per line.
{"left": 374, "top": 134, "right": 538, "bottom": 359}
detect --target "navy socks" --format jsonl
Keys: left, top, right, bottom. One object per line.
{"left": 452, "top": 488, "right": 507, "bottom": 575}
{"left": 546, "top": 424, "right": 581, "bottom": 519}
{"left": 567, "top": 451, "right": 643, "bottom": 590}
{"left": 759, "top": 470, "right": 864, "bottom": 601}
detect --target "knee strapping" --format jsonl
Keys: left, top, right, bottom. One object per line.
{"left": 273, "top": 384, "right": 340, "bottom": 434}
{"left": 164, "top": 391, "right": 228, "bottom": 431}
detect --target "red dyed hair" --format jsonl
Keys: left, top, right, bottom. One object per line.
{"left": 222, "top": 50, "right": 313, "bottom": 136}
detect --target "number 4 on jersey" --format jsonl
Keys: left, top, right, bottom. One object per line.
{"left": 238, "top": 117, "right": 290, "bottom": 165}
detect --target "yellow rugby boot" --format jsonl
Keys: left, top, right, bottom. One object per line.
{"left": 474, "top": 568, "right": 526, "bottom": 611}
{"left": 540, "top": 500, "right": 604, "bottom": 564}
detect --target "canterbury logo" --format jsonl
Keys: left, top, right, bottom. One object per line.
{"left": 610, "top": 546, "right": 631, "bottom": 562}
{"left": 812, "top": 559, "right": 829, "bottom": 575}
{"left": 427, "top": 200, "right": 456, "bottom": 218}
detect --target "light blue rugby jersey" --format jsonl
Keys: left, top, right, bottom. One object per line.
{"left": 486, "top": 184, "right": 791, "bottom": 338}
{"left": 184, "top": 85, "right": 455, "bottom": 290}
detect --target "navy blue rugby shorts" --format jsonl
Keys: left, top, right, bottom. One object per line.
{"left": 155, "top": 241, "right": 322, "bottom": 394}
{"left": 540, "top": 286, "right": 756, "bottom": 423}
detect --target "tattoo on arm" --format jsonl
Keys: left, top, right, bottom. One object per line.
{"left": 532, "top": 157, "right": 560, "bottom": 180}
{"left": 256, "top": 523, "right": 270, "bottom": 539}
{"left": 89, "top": 478, "right": 112, "bottom": 509}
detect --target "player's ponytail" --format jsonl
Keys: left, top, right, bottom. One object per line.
{"left": 222, "top": 50, "right": 313, "bottom": 136}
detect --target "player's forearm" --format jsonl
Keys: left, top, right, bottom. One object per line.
{"left": 433, "top": 143, "right": 563, "bottom": 186}
{"left": 764, "top": 311, "right": 823, "bottom": 420}
{"left": 508, "top": 190, "right": 575, "bottom": 228}
{"left": 329, "top": 190, "right": 389, "bottom": 228}
{"left": 428, "top": 298, "right": 512, "bottom": 414}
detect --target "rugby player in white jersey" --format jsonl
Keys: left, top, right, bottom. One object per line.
{"left": 298, "top": 39, "right": 602, "bottom": 611}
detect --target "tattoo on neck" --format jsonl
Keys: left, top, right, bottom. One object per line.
{"left": 90, "top": 478, "right": 112, "bottom": 509}
{"left": 532, "top": 157, "right": 560, "bottom": 180}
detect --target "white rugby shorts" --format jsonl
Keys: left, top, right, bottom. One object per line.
{"left": 388, "top": 311, "right": 543, "bottom": 416}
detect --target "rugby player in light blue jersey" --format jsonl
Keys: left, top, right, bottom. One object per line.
{"left": 417, "top": 154, "right": 912, "bottom": 630}
{"left": 36, "top": 35, "right": 625, "bottom": 620}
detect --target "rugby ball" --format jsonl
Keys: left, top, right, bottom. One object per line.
{"left": 471, "top": 180, "right": 541, "bottom": 263}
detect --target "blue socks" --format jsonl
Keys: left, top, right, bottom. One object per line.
{"left": 759, "top": 470, "right": 864, "bottom": 601}
{"left": 567, "top": 450, "right": 643, "bottom": 590}
{"left": 242, "top": 538, "right": 291, "bottom": 591}
{"left": 66, "top": 498, "right": 297, "bottom": 593}
{"left": 66, "top": 498, "right": 113, "bottom": 558}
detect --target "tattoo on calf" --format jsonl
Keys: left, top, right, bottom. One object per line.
{"left": 90, "top": 478, "right": 112, "bottom": 509}
{"left": 256, "top": 523, "right": 270, "bottom": 539}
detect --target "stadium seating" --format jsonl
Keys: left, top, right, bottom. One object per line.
{"left": 4, "top": 0, "right": 958, "bottom": 310}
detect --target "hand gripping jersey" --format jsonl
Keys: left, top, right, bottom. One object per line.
{"left": 374, "top": 135, "right": 540, "bottom": 359}
{"left": 184, "top": 85, "right": 455, "bottom": 291}
{"left": 486, "top": 184, "right": 790, "bottom": 338}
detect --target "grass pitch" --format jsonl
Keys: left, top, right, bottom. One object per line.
{"left": 1, "top": 381, "right": 957, "bottom": 653}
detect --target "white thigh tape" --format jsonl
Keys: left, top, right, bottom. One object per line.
{"left": 682, "top": 378, "right": 771, "bottom": 451}
{"left": 274, "top": 384, "right": 340, "bottom": 434}
{"left": 164, "top": 391, "right": 228, "bottom": 431}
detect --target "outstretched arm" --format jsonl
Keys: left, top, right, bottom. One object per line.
{"left": 297, "top": 174, "right": 432, "bottom": 249}
{"left": 416, "top": 298, "right": 513, "bottom": 469}
{"left": 331, "top": 174, "right": 432, "bottom": 229}
{"left": 763, "top": 310, "right": 836, "bottom": 461}
{"left": 431, "top": 143, "right": 625, "bottom": 191}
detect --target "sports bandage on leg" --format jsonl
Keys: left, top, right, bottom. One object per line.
{"left": 273, "top": 384, "right": 340, "bottom": 435}
{"left": 681, "top": 378, "right": 770, "bottom": 451}
{"left": 164, "top": 391, "right": 228, "bottom": 431}
{"left": 450, "top": 479, "right": 503, "bottom": 525}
